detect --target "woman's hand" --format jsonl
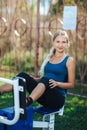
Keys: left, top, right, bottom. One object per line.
{"left": 49, "top": 79, "right": 59, "bottom": 88}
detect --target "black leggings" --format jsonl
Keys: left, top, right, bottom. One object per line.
{"left": 16, "top": 72, "right": 65, "bottom": 110}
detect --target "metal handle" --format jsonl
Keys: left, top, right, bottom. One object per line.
{"left": 0, "top": 78, "right": 20, "bottom": 125}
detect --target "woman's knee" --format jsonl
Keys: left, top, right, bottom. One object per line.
{"left": 17, "top": 72, "right": 38, "bottom": 91}
{"left": 17, "top": 72, "right": 30, "bottom": 81}
{"left": 38, "top": 77, "right": 50, "bottom": 89}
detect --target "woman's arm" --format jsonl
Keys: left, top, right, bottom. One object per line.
{"left": 49, "top": 57, "right": 76, "bottom": 89}
{"left": 0, "top": 84, "right": 12, "bottom": 95}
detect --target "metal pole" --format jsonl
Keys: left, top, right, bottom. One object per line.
{"left": 35, "top": 0, "right": 40, "bottom": 76}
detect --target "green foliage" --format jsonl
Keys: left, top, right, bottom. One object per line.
{"left": 0, "top": 1, "right": 4, "bottom": 8}
{"left": 65, "top": 0, "right": 76, "bottom": 5}
{"left": 78, "top": 0, "right": 85, "bottom": 2}
{"left": 76, "top": 60, "right": 87, "bottom": 84}
{"left": 1, "top": 50, "right": 35, "bottom": 73}
{"left": 52, "top": 1, "right": 63, "bottom": 15}
{"left": 2, "top": 53, "right": 15, "bottom": 66}
{"left": 72, "top": 96, "right": 79, "bottom": 103}
{"left": 55, "top": 96, "right": 87, "bottom": 130}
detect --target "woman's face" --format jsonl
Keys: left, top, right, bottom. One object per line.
{"left": 53, "top": 35, "right": 68, "bottom": 53}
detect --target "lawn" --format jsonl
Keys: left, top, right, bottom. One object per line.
{"left": 0, "top": 89, "right": 87, "bottom": 130}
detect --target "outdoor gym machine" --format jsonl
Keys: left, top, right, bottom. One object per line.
{"left": 0, "top": 77, "right": 64, "bottom": 130}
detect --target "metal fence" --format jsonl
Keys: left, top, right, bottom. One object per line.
{"left": 0, "top": 0, "right": 87, "bottom": 88}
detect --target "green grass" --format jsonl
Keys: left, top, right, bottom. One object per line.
{"left": 0, "top": 92, "right": 87, "bottom": 130}
{"left": 55, "top": 96, "right": 87, "bottom": 130}
{"left": 0, "top": 92, "right": 13, "bottom": 109}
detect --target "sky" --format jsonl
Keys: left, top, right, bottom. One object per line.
{"left": 40, "top": 0, "right": 51, "bottom": 15}
{"left": 27, "top": 0, "right": 51, "bottom": 15}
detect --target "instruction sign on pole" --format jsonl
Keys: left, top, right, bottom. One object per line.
{"left": 63, "top": 6, "right": 77, "bottom": 30}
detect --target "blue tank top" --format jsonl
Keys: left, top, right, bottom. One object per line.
{"left": 44, "top": 55, "right": 69, "bottom": 97}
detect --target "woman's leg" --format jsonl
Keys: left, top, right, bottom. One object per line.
{"left": 15, "top": 72, "right": 47, "bottom": 105}
{"left": 29, "top": 83, "right": 46, "bottom": 101}
{"left": 15, "top": 73, "right": 65, "bottom": 109}
{"left": 25, "top": 75, "right": 65, "bottom": 109}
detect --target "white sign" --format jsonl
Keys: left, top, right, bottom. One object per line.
{"left": 63, "top": 6, "right": 77, "bottom": 30}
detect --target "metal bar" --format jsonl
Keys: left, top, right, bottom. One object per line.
{"left": 33, "top": 121, "right": 49, "bottom": 128}
{"left": 0, "top": 78, "right": 20, "bottom": 125}
{"left": 35, "top": 0, "right": 40, "bottom": 76}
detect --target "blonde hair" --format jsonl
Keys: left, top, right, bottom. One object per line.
{"left": 53, "top": 29, "right": 70, "bottom": 47}
{"left": 38, "top": 29, "right": 69, "bottom": 76}
{"left": 38, "top": 47, "right": 54, "bottom": 76}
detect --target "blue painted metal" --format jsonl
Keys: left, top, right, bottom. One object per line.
{"left": 0, "top": 106, "right": 62, "bottom": 130}
{"left": 0, "top": 107, "right": 34, "bottom": 130}
{"left": 34, "top": 106, "right": 60, "bottom": 115}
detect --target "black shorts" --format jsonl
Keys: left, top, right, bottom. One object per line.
{"left": 38, "top": 76, "right": 50, "bottom": 89}
{"left": 16, "top": 72, "right": 65, "bottom": 110}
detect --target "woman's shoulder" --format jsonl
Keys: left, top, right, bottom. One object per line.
{"left": 66, "top": 56, "right": 75, "bottom": 67}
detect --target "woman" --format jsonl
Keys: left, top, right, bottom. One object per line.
{"left": 16, "top": 29, "right": 76, "bottom": 110}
